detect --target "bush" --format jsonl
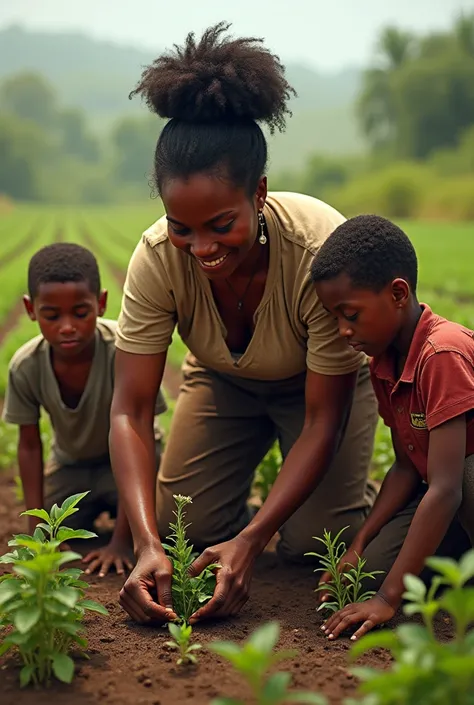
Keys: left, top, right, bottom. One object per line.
{"left": 419, "top": 175, "right": 474, "bottom": 221}
{"left": 327, "top": 162, "right": 435, "bottom": 219}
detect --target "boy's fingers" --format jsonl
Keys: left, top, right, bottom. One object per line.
{"left": 85, "top": 558, "right": 102, "bottom": 575}
{"left": 113, "top": 558, "right": 125, "bottom": 576}
{"left": 82, "top": 551, "right": 99, "bottom": 564}
{"left": 99, "top": 557, "right": 114, "bottom": 578}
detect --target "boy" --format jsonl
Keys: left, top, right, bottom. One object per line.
{"left": 310, "top": 214, "right": 474, "bottom": 641}
{"left": 2, "top": 243, "right": 167, "bottom": 577}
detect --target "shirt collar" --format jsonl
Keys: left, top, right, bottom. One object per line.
{"left": 372, "top": 303, "right": 438, "bottom": 384}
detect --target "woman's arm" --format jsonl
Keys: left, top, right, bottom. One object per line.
{"left": 110, "top": 349, "right": 177, "bottom": 623}
{"left": 188, "top": 368, "right": 359, "bottom": 621}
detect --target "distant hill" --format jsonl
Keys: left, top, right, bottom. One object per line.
{"left": 0, "top": 25, "right": 366, "bottom": 171}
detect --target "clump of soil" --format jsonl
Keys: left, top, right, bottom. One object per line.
{"left": 0, "top": 470, "right": 453, "bottom": 705}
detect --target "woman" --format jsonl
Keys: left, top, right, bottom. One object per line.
{"left": 110, "top": 22, "right": 378, "bottom": 625}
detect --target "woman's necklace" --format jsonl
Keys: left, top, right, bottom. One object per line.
{"left": 224, "top": 245, "right": 265, "bottom": 311}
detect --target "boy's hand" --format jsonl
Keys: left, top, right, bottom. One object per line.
{"left": 321, "top": 594, "right": 396, "bottom": 641}
{"left": 82, "top": 540, "right": 134, "bottom": 578}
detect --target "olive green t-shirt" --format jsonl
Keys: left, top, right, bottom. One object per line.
{"left": 2, "top": 318, "right": 167, "bottom": 475}
{"left": 115, "top": 192, "right": 366, "bottom": 380}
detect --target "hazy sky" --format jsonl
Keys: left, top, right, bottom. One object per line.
{"left": 2, "top": 0, "right": 474, "bottom": 70}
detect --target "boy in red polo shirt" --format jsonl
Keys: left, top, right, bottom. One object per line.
{"left": 310, "top": 214, "right": 474, "bottom": 641}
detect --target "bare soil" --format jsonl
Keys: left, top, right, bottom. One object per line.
{"left": 0, "top": 469, "right": 455, "bottom": 705}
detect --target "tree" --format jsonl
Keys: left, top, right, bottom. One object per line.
{"left": 111, "top": 115, "right": 162, "bottom": 186}
{"left": 0, "top": 114, "right": 48, "bottom": 200}
{"left": 1, "top": 72, "right": 57, "bottom": 129}
{"left": 58, "top": 108, "right": 100, "bottom": 162}
{"left": 357, "top": 27, "right": 414, "bottom": 151}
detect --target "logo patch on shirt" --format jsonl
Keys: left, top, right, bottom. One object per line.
{"left": 410, "top": 412, "right": 427, "bottom": 429}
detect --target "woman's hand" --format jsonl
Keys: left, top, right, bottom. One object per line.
{"left": 321, "top": 594, "right": 396, "bottom": 641}
{"left": 188, "top": 535, "right": 258, "bottom": 623}
{"left": 118, "top": 545, "right": 177, "bottom": 624}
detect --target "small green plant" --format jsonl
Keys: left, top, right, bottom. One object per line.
{"left": 253, "top": 443, "right": 282, "bottom": 504}
{"left": 345, "top": 549, "right": 474, "bottom": 705}
{"left": 305, "top": 526, "right": 383, "bottom": 614}
{"left": 0, "top": 492, "right": 108, "bottom": 687}
{"left": 165, "top": 621, "right": 201, "bottom": 665}
{"left": 209, "top": 621, "right": 327, "bottom": 705}
{"left": 162, "top": 494, "right": 219, "bottom": 624}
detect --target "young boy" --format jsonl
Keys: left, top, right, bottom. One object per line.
{"left": 2, "top": 243, "right": 167, "bottom": 577}
{"left": 310, "top": 214, "right": 474, "bottom": 641}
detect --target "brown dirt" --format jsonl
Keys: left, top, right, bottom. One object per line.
{"left": 0, "top": 469, "right": 455, "bottom": 705}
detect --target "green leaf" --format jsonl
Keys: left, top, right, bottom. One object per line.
{"left": 20, "top": 508, "right": 50, "bottom": 522}
{"left": 60, "top": 492, "right": 90, "bottom": 514}
{"left": 402, "top": 573, "right": 426, "bottom": 601}
{"left": 52, "top": 586, "right": 80, "bottom": 608}
{"left": 459, "top": 549, "right": 474, "bottom": 583}
{"left": 209, "top": 641, "right": 242, "bottom": 662}
{"left": 288, "top": 693, "right": 328, "bottom": 704}
{"left": 79, "top": 599, "right": 109, "bottom": 615}
{"left": 262, "top": 671, "right": 291, "bottom": 701}
{"left": 248, "top": 620, "right": 280, "bottom": 654}
{"left": 56, "top": 528, "right": 97, "bottom": 543}
{"left": 0, "top": 641, "right": 13, "bottom": 657}
{"left": 52, "top": 652, "right": 75, "bottom": 683}
{"left": 20, "top": 664, "right": 35, "bottom": 688}
{"left": 56, "top": 551, "right": 82, "bottom": 566}
{"left": 349, "top": 629, "right": 399, "bottom": 659}
{"left": 425, "top": 556, "right": 462, "bottom": 587}
{"left": 210, "top": 699, "right": 243, "bottom": 705}
{"left": 168, "top": 622, "right": 182, "bottom": 640}
{"left": 0, "top": 580, "right": 21, "bottom": 606}
{"left": 14, "top": 606, "right": 41, "bottom": 634}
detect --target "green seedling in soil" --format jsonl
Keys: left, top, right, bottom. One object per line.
{"left": 344, "top": 548, "right": 474, "bottom": 705}
{"left": 253, "top": 443, "right": 282, "bottom": 504}
{"left": 162, "top": 494, "right": 220, "bottom": 624}
{"left": 0, "top": 492, "right": 108, "bottom": 687}
{"left": 209, "top": 620, "right": 327, "bottom": 705}
{"left": 306, "top": 526, "right": 383, "bottom": 614}
{"left": 165, "top": 621, "right": 202, "bottom": 666}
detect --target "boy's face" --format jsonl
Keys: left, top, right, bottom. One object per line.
{"left": 315, "top": 273, "right": 408, "bottom": 358}
{"left": 24, "top": 281, "right": 107, "bottom": 360}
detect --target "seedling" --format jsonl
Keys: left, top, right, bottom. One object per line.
{"left": 345, "top": 549, "right": 474, "bottom": 705}
{"left": 209, "top": 620, "right": 327, "bottom": 705}
{"left": 0, "top": 492, "right": 108, "bottom": 687}
{"left": 162, "top": 494, "right": 219, "bottom": 624}
{"left": 165, "top": 621, "right": 201, "bottom": 666}
{"left": 305, "top": 526, "right": 383, "bottom": 613}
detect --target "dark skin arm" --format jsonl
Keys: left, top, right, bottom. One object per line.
{"left": 18, "top": 424, "right": 44, "bottom": 535}
{"left": 318, "top": 429, "right": 422, "bottom": 599}
{"left": 323, "top": 415, "right": 466, "bottom": 641}
{"left": 188, "top": 368, "right": 359, "bottom": 623}
{"left": 110, "top": 349, "right": 177, "bottom": 624}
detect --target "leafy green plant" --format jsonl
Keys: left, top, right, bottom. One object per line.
{"left": 345, "top": 549, "right": 474, "bottom": 705}
{"left": 209, "top": 621, "right": 327, "bottom": 705}
{"left": 165, "top": 621, "right": 201, "bottom": 666}
{"left": 162, "top": 494, "right": 219, "bottom": 624}
{"left": 0, "top": 492, "right": 108, "bottom": 687}
{"left": 253, "top": 443, "right": 282, "bottom": 504}
{"left": 305, "top": 526, "right": 383, "bottom": 614}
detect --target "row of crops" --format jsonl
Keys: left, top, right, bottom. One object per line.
{"left": 0, "top": 208, "right": 472, "bottom": 474}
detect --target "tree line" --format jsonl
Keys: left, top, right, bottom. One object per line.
{"left": 1, "top": 12, "right": 474, "bottom": 213}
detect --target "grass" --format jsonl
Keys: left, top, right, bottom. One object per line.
{"left": 0, "top": 209, "right": 471, "bottom": 483}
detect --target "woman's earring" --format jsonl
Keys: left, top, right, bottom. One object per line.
{"left": 258, "top": 210, "right": 267, "bottom": 245}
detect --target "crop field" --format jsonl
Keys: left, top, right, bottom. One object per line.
{"left": 0, "top": 207, "right": 473, "bottom": 705}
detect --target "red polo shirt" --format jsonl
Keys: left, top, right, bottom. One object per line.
{"left": 370, "top": 304, "right": 474, "bottom": 481}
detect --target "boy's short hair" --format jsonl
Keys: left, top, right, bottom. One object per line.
{"left": 28, "top": 243, "right": 101, "bottom": 300}
{"left": 311, "top": 214, "right": 418, "bottom": 293}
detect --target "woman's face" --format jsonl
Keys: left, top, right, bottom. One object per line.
{"left": 161, "top": 173, "right": 267, "bottom": 279}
